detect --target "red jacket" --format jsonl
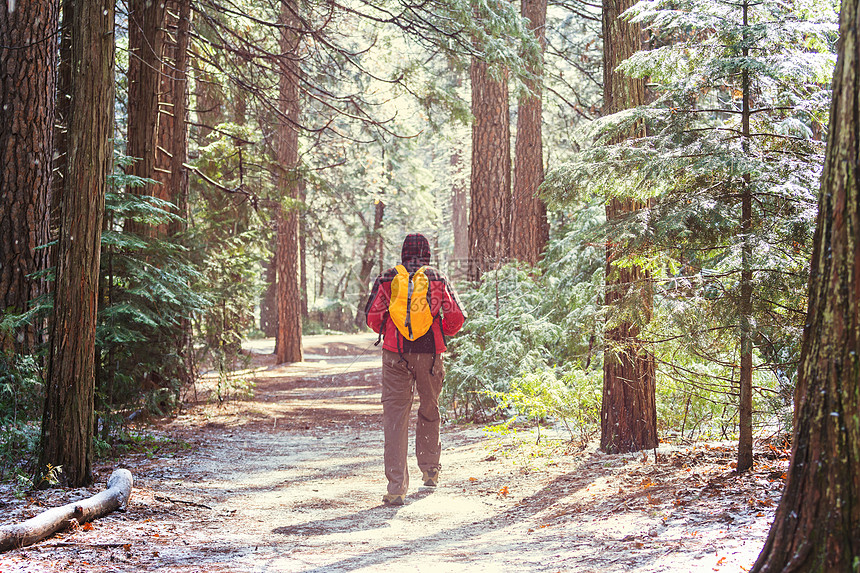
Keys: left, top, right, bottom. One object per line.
{"left": 365, "top": 266, "right": 465, "bottom": 353}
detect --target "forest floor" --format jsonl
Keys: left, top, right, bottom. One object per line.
{"left": 0, "top": 333, "right": 789, "bottom": 572}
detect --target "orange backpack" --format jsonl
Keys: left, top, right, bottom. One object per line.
{"left": 388, "top": 265, "right": 434, "bottom": 340}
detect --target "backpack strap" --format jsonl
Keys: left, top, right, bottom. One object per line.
{"left": 374, "top": 312, "right": 387, "bottom": 347}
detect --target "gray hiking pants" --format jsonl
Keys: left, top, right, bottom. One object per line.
{"left": 381, "top": 349, "right": 445, "bottom": 496}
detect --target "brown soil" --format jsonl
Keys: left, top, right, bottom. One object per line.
{"left": 0, "top": 334, "right": 787, "bottom": 572}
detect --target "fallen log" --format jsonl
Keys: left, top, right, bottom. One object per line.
{"left": 0, "top": 469, "right": 133, "bottom": 552}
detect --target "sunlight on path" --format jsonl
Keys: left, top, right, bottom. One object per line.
{"left": 143, "top": 334, "right": 776, "bottom": 573}
{"left": 2, "top": 334, "right": 777, "bottom": 572}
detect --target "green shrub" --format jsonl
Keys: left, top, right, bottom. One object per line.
{"left": 0, "top": 351, "right": 43, "bottom": 481}
{"left": 443, "top": 204, "right": 604, "bottom": 423}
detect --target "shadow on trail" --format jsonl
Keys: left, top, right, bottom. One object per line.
{"left": 262, "top": 459, "right": 606, "bottom": 573}
{"left": 271, "top": 490, "right": 436, "bottom": 536}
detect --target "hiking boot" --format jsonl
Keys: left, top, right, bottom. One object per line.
{"left": 382, "top": 494, "right": 404, "bottom": 506}
{"left": 422, "top": 468, "right": 440, "bottom": 487}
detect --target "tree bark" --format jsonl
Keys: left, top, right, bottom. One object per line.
{"left": 0, "top": 0, "right": 58, "bottom": 353}
{"left": 511, "top": 0, "right": 549, "bottom": 266}
{"left": 52, "top": 0, "right": 73, "bottom": 272}
{"left": 449, "top": 63, "right": 469, "bottom": 281}
{"left": 126, "top": 0, "right": 166, "bottom": 235}
{"left": 165, "top": 0, "right": 193, "bottom": 386}
{"left": 451, "top": 147, "right": 469, "bottom": 280}
{"left": 600, "top": 0, "right": 657, "bottom": 454}
{"left": 468, "top": 57, "right": 511, "bottom": 281}
{"left": 155, "top": 0, "right": 192, "bottom": 238}
{"left": 751, "top": 0, "right": 860, "bottom": 568}
{"left": 737, "top": 0, "right": 754, "bottom": 473}
{"left": 41, "top": 0, "right": 115, "bottom": 488}
{"left": 299, "top": 177, "right": 309, "bottom": 319}
{"left": 274, "top": 0, "right": 303, "bottom": 364}
{"left": 0, "top": 469, "right": 132, "bottom": 552}
{"left": 261, "top": 256, "right": 278, "bottom": 337}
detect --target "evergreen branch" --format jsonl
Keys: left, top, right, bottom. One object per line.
{"left": 548, "top": 0, "right": 601, "bottom": 21}
{"left": 758, "top": 297, "right": 806, "bottom": 316}
{"left": 643, "top": 325, "right": 736, "bottom": 345}
{"left": 683, "top": 126, "right": 808, "bottom": 141}
{"left": 184, "top": 163, "right": 260, "bottom": 210}
{"left": 185, "top": 121, "right": 257, "bottom": 145}
{"left": 675, "top": 106, "right": 796, "bottom": 115}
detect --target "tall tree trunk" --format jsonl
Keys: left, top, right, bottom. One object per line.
{"left": 52, "top": 0, "right": 73, "bottom": 269}
{"left": 126, "top": 0, "right": 166, "bottom": 237}
{"left": 451, "top": 147, "right": 469, "bottom": 281}
{"left": 154, "top": 15, "right": 174, "bottom": 213}
{"left": 274, "top": 0, "right": 303, "bottom": 364}
{"left": 751, "top": 0, "right": 860, "bottom": 567}
{"left": 299, "top": 178, "right": 309, "bottom": 319}
{"left": 737, "top": 0, "right": 754, "bottom": 473}
{"left": 168, "top": 0, "right": 192, "bottom": 237}
{"left": 355, "top": 200, "right": 385, "bottom": 328}
{"left": 511, "top": 0, "right": 549, "bottom": 266}
{"left": 468, "top": 57, "right": 511, "bottom": 281}
{"left": 449, "top": 62, "right": 469, "bottom": 281}
{"left": 0, "top": 0, "right": 58, "bottom": 353}
{"left": 154, "top": 0, "right": 192, "bottom": 237}
{"left": 318, "top": 249, "right": 327, "bottom": 298}
{"left": 599, "top": 0, "right": 657, "bottom": 454}
{"left": 261, "top": 257, "right": 278, "bottom": 337}
{"left": 41, "top": 0, "right": 114, "bottom": 488}
{"left": 166, "top": 0, "right": 193, "bottom": 385}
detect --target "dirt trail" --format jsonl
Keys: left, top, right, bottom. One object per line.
{"left": 1, "top": 334, "right": 787, "bottom": 572}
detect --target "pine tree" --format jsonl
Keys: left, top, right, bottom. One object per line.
{"left": 274, "top": 0, "right": 303, "bottom": 364}
{"left": 41, "top": 0, "right": 115, "bottom": 488}
{"left": 599, "top": 0, "right": 657, "bottom": 454}
{"left": 161, "top": 0, "right": 192, "bottom": 237}
{"left": 469, "top": 54, "right": 512, "bottom": 280}
{"left": 0, "top": 0, "right": 58, "bottom": 353}
{"left": 511, "top": 0, "right": 549, "bottom": 266}
{"left": 126, "top": 0, "right": 166, "bottom": 238}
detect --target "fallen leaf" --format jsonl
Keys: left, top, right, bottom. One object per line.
{"left": 498, "top": 486, "right": 509, "bottom": 497}
{"left": 82, "top": 522, "right": 94, "bottom": 531}
{"left": 469, "top": 477, "right": 478, "bottom": 482}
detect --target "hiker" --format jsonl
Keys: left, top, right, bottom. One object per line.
{"left": 364, "top": 233, "right": 466, "bottom": 506}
